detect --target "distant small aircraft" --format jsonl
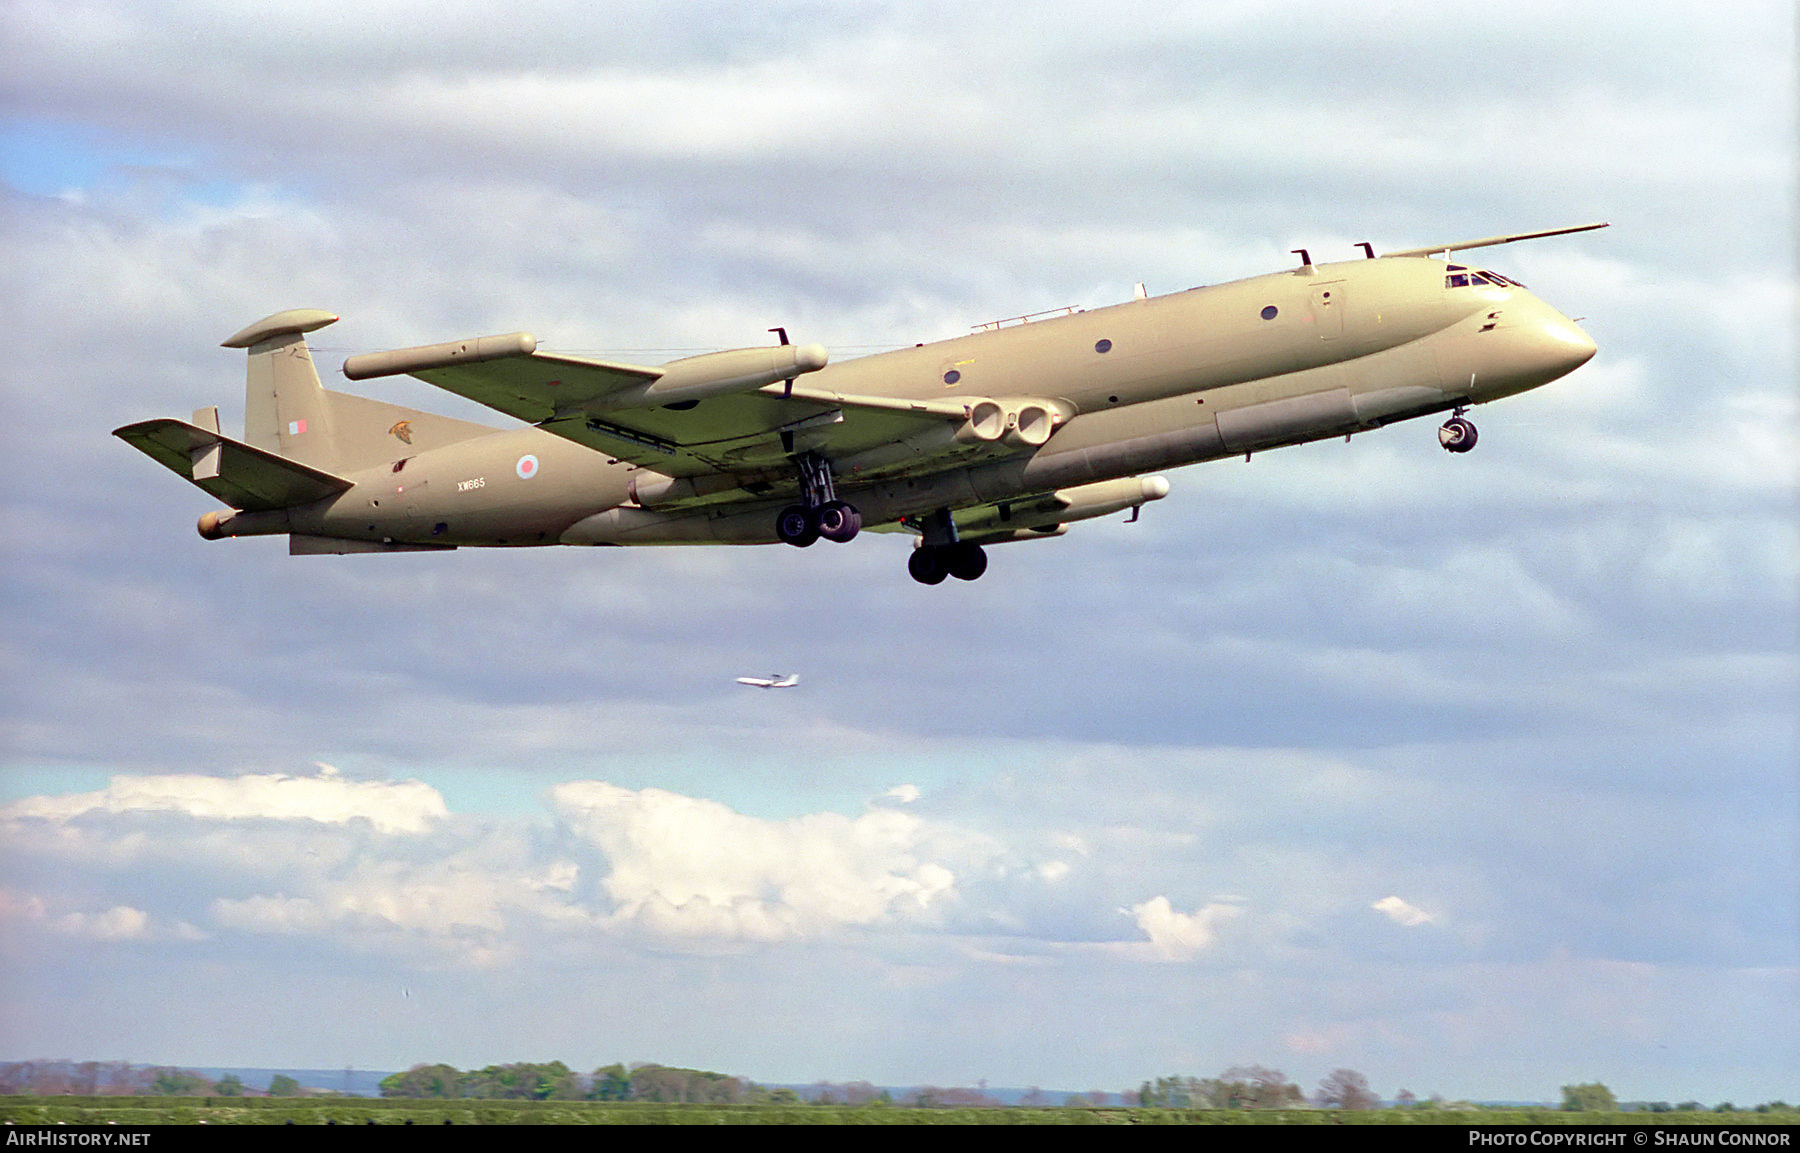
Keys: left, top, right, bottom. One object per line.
{"left": 116, "top": 224, "right": 1604, "bottom": 584}
{"left": 736, "top": 673, "right": 800, "bottom": 689}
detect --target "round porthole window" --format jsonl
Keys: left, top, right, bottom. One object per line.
{"left": 1261, "top": 305, "right": 1278, "bottom": 320}
{"left": 943, "top": 369, "right": 961, "bottom": 385}
{"left": 1094, "top": 339, "right": 1112, "bottom": 353}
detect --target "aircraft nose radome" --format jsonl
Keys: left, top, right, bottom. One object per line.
{"left": 1539, "top": 316, "right": 1598, "bottom": 375}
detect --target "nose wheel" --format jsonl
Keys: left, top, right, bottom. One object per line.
{"left": 1438, "top": 412, "right": 1478, "bottom": 453}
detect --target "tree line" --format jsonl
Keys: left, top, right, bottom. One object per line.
{"left": 378, "top": 1062, "right": 756, "bottom": 1103}
{"left": 5, "top": 1060, "right": 1793, "bottom": 1112}
{"left": 1137, "top": 1066, "right": 1372, "bottom": 1109}
{"left": 0, "top": 1062, "right": 302, "bottom": 1097}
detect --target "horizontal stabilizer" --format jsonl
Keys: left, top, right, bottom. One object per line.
{"left": 113, "top": 418, "right": 352, "bottom": 511}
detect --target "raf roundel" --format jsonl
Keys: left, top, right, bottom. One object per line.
{"left": 515, "top": 454, "right": 539, "bottom": 480}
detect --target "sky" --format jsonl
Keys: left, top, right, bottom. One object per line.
{"left": 1, "top": 0, "right": 1795, "bottom": 1105}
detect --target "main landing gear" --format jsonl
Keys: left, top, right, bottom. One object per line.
{"left": 907, "top": 541, "right": 988, "bottom": 585}
{"left": 1438, "top": 408, "right": 1478, "bottom": 453}
{"left": 775, "top": 452, "right": 862, "bottom": 547}
{"left": 904, "top": 507, "right": 987, "bottom": 584}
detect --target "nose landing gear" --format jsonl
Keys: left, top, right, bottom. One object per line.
{"left": 1439, "top": 409, "right": 1478, "bottom": 453}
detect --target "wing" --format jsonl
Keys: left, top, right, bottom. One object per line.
{"left": 420, "top": 355, "right": 982, "bottom": 479}
{"left": 348, "top": 335, "right": 1030, "bottom": 484}
{"left": 407, "top": 351, "right": 661, "bottom": 427}
{"left": 535, "top": 379, "right": 985, "bottom": 482}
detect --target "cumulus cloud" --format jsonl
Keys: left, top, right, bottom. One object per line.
{"left": 0, "top": 890, "right": 49, "bottom": 923}
{"left": 554, "top": 781, "right": 957, "bottom": 942}
{"left": 0, "top": 890, "right": 203, "bottom": 943}
{"left": 0, "top": 771, "right": 448, "bottom": 835}
{"left": 1122, "top": 895, "right": 1242, "bottom": 961}
{"left": 54, "top": 905, "right": 151, "bottom": 941}
{"left": 1372, "top": 895, "right": 1434, "bottom": 927}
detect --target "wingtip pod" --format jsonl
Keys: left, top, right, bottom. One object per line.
{"left": 221, "top": 309, "right": 339, "bottom": 349}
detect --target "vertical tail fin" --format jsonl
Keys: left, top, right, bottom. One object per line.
{"left": 220, "top": 309, "right": 498, "bottom": 473}
{"left": 222, "top": 309, "right": 342, "bottom": 473}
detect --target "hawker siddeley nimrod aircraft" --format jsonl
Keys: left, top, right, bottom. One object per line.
{"left": 116, "top": 223, "right": 1604, "bottom": 585}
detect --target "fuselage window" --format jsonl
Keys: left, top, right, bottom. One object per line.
{"left": 942, "top": 369, "right": 961, "bottom": 385}
{"left": 1094, "top": 339, "right": 1112, "bottom": 353}
{"left": 1260, "top": 305, "right": 1278, "bottom": 320}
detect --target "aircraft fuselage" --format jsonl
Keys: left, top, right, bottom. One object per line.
{"left": 124, "top": 238, "right": 1600, "bottom": 581}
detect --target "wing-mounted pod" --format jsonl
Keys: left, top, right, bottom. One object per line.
{"left": 343, "top": 333, "right": 538, "bottom": 380}
{"left": 619, "top": 344, "right": 829, "bottom": 409}
{"left": 954, "top": 475, "right": 1170, "bottom": 538}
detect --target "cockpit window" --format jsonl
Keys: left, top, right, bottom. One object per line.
{"left": 1447, "top": 269, "right": 1523, "bottom": 289}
